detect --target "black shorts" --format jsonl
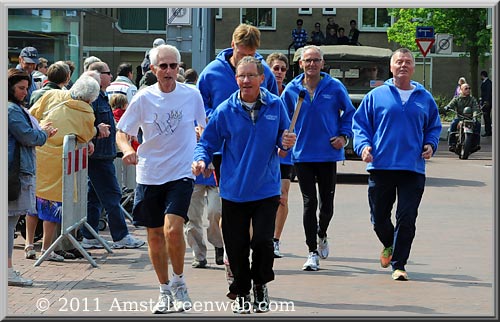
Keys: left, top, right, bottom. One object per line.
{"left": 132, "top": 178, "right": 194, "bottom": 228}
{"left": 280, "top": 164, "right": 294, "bottom": 180}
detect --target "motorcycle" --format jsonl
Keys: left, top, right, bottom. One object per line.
{"left": 447, "top": 107, "right": 482, "bottom": 160}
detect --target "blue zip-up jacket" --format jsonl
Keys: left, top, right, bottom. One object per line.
{"left": 197, "top": 48, "right": 278, "bottom": 119}
{"left": 281, "top": 72, "right": 355, "bottom": 163}
{"left": 352, "top": 79, "right": 442, "bottom": 175}
{"left": 90, "top": 91, "right": 117, "bottom": 159}
{"left": 8, "top": 102, "right": 48, "bottom": 175}
{"left": 193, "top": 88, "right": 290, "bottom": 203}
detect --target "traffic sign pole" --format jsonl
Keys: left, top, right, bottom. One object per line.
{"left": 416, "top": 26, "right": 435, "bottom": 90}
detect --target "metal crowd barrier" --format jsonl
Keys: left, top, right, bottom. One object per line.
{"left": 34, "top": 135, "right": 113, "bottom": 268}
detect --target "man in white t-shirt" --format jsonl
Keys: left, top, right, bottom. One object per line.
{"left": 116, "top": 44, "right": 206, "bottom": 314}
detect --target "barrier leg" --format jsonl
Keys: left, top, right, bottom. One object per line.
{"left": 66, "top": 233, "right": 99, "bottom": 268}
{"left": 34, "top": 235, "right": 65, "bottom": 267}
{"left": 83, "top": 222, "right": 114, "bottom": 253}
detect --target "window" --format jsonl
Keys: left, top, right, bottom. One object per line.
{"left": 118, "top": 8, "right": 166, "bottom": 32}
{"left": 322, "top": 8, "right": 336, "bottom": 15}
{"left": 359, "top": 8, "right": 393, "bottom": 31}
{"left": 216, "top": 8, "right": 222, "bottom": 20}
{"left": 298, "top": 8, "right": 312, "bottom": 15}
{"left": 240, "top": 8, "right": 275, "bottom": 30}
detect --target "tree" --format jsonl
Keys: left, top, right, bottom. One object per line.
{"left": 387, "top": 8, "right": 491, "bottom": 98}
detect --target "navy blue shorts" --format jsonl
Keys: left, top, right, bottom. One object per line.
{"left": 132, "top": 178, "right": 194, "bottom": 228}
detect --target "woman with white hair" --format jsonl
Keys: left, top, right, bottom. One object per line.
{"left": 28, "top": 74, "right": 100, "bottom": 261}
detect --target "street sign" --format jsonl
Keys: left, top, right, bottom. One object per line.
{"left": 416, "top": 38, "right": 435, "bottom": 57}
{"left": 167, "top": 8, "right": 191, "bottom": 25}
{"left": 416, "top": 26, "right": 435, "bottom": 39}
{"left": 435, "top": 33, "right": 453, "bottom": 55}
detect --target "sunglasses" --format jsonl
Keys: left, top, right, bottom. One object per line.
{"left": 273, "top": 66, "right": 287, "bottom": 72}
{"left": 158, "top": 63, "right": 179, "bottom": 70}
{"left": 101, "top": 71, "right": 112, "bottom": 75}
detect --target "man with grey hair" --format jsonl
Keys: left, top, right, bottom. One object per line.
{"left": 83, "top": 56, "right": 101, "bottom": 72}
{"left": 353, "top": 48, "right": 441, "bottom": 281}
{"left": 116, "top": 44, "right": 206, "bottom": 314}
{"left": 193, "top": 56, "right": 296, "bottom": 314}
{"left": 80, "top": 61, "right": 145, "bottom": 251}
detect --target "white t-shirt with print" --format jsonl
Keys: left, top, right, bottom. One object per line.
{"left": 117, "top": 82, "right": 206, "bottom": 185}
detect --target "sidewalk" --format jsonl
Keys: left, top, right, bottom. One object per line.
{"left": 5, "top": 139, "right": 495, "bottom": 317}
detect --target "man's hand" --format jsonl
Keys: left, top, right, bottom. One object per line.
{"left": 282, "top": 130, "right": 297, "bottom": 150}
{"left": 362, "top": 146, "right": 373, "bottom": 163}
{"left": 278, "top": 148, "right": 288, "bottom": 158}
{"left": 330, "top": 136, "right": 347, "bottom": 150}
{"left": 121, "top": 149, "right": 138, "bottom": 165}
{"left": 421, "top": 144, "right": 433, "bottom": 160}
{"left": 97, "top": 123, "right": 111, "bottom": 138}
{"left": 192, "top": 160, "right": 206, "bottom": 176}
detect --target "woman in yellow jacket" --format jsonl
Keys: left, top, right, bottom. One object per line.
{"left": 28, "top": 73, "right": 100, "bottom": 261}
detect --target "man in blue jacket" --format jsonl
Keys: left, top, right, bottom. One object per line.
{"left": 196, "top": 23, "right": 278, "bottom": 285}
{"left": 352, "top": 48, "right": 442, "bottom": 281}
{"left": 193, "top": 57, "right": 296, "bottom": 314}
{"left": 281, "top": 45, "right": 355, "bottom": 272}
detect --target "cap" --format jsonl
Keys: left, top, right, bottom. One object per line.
{"left": 20, "top": 47, "right": 39, "bottom": 64}
{"left": 153, "top": 38, "right": 166, "bottom": 47}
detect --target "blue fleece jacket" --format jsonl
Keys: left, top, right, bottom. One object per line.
{"left": 281, "top": 72, "right": 355, "bottom": 163}
{"left": 193, "top": 88, "right": 290, "bottom": 202}
{"left": 197, "top": 48, "right": 278, "bottom": 119}
{"left": 352, "top": 79, "right": 442, "bottom": 175}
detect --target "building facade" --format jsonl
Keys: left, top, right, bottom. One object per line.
{"left": 7, "top": 7, "right": 492, "bottom": 99}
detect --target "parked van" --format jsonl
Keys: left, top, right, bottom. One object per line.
{"left": 291, "top": 45, "right": 393, "bottom": 159}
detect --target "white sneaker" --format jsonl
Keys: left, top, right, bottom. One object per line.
{"left": 153, "top": 290, "right": 175, "bottom": 314}
{"left": 8, "top": 270, "right": 33, "bottom": 287}
{"left": 273, "top": 240, "right": 282, "bottom": 258}
{"left": 81, "top": 237, "right": 110, "bottom": 249}
{"left": 302, "top": 252, "right": 320, "bottom": 271}
{"left": 41, "top": 250, "right": 64, "bottom": 262}
{"left": 170, "top": 281, "right": 192, "bottom": 312}
{"left": 317, "top": 236, "right": 329, "bottom": 259}
{"left": 112, "top": 234, "right": 145, "bottom": 249}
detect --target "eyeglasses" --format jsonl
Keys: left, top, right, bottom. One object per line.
{"left": 101, "top": 71, "right": 112, "bottom": 75}
{"left": 272, "top": 66, "right": 287, "bottom": 72}
{"left": 302, "top": 58, "right": 322, "bottom": 64}
{"left": 157, "top": 63, "right": 179, "bottom": 70}
{"left": 236, "top": 74, "right": 260, "bottom": 80}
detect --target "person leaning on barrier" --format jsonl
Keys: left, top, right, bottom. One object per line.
{"left": 25, "top": 61, "right": 71, "bottom": 261}
{"left": 444, "top": 83, "right": 481, "bottom": 152}
{"left": 29, "top": 74, "right": 101, "bottom": 262}
{"left": 8, "top": 68, "right": 57, "bottom": 286}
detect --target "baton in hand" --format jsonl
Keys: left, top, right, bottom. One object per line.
{"left": 289, "top": 90, "right": 306, "bottom": 132}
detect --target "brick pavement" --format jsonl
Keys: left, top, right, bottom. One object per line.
{"left": 5, "top": 138, "right": 495, "bottom": 318}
